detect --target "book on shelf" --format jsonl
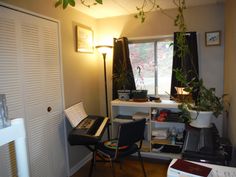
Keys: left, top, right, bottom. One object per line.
{"left": 132, "top": 112, "right": 149, "bottom": 120}
{"left": 116, "top": 115, "right": 133, "bottom": 119}
{"left": 169, "top": 159, "right": 212, "bottom": 177}
{"left": 113, "top": 115, "right": 133, "bottom": 123}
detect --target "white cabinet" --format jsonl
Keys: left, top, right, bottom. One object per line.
{"left": 111, "top": 99, "right": 185, "bottom": 159}
{"left": 0, "top": 4, "right": 67, "bottom": 177}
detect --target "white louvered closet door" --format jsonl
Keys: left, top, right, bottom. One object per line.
{"left": 0, "top": 5, "right": 67, "bottom": 177}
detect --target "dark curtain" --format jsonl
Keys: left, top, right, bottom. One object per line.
{"left": 170, "top": 32, "right": 199, "bottom": 99}
{"left": 112, "top": 37, "right": 136, "bottom": 99}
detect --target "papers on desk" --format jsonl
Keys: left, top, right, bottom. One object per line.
{"left": 168, "top": 159, "right": 236, "bottom": 177}
{"left": 211, "top": 169, "right": 236, "bottom": 177}
{"left": 64, "top": 102, "right": 88, "bottom": 128}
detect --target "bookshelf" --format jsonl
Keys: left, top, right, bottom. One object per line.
{"left": 110, "top": 99, "right": 185, "bottom": 160}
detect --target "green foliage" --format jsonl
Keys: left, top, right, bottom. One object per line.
{"left": 175, "top": 68, "right": 225, "bottom": 122}
{"left": 55, "top": 0, "right": 102, "bottom": 9}
{"left": 134, "top": 0, "right": 161, "bottom": 23}
{"left": 113, "top": 58, "right": 133, "bottom": 90}
{"left": 55, "top": 0, "right": 76, "bottom": 9}
{"left": 95, "top": 0, "right": 103, "bottom": 4}
{"left": 178, "top": 103, "right": 191, "bottom": 123}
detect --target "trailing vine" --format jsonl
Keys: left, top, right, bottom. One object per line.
{"left": 55, "top": 0, "right": 103, "bottom": 9}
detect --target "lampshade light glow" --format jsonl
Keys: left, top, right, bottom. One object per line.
{"left": 96, "top": 45, "right": 113, "bottom": 54}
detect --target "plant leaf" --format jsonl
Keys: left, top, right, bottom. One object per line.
{"left": 95, "top": 0, "right": 103, "bottom": 4}
{"left": 55, "top": 0, "right": 62, "bottom": 7}
{"left": 63, "top": 0, "right": 69, "bottom": 9}
{"left": 68, "top": 0, "right": 75, "bottom": 7}
{"left": 141, "top": 17, "right": 145, "bottom": 23}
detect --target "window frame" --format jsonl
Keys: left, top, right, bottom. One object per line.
{"left": 128, "top": 35, "right": 174, "bottom": 99}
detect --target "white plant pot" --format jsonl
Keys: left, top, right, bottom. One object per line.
{"left": 189, "top": 110, "right": 213, "bottom": 128}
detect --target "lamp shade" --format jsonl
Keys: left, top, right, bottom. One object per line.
{"left": 96, "top": 45, "right": 112, "bottom": 54}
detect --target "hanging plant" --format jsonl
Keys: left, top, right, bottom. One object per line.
{"left": 55, "top": 0, "right": 103, "bottom": 9}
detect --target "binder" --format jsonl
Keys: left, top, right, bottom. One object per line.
{"left": 169, "top": 159, "right": 212, "bottom": 177}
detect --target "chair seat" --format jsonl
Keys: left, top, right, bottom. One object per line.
{"left": 94, "top": 119, "right": 147, "bottom": 177}
{"left": 97, "top": 141, "right": 139, "bottom": 159}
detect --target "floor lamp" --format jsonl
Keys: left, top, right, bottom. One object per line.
{"left": 96, "top": 45, "right": 112, "bottom": 117}
{"left": 96, "top": 45, "right": 112, "bottom": 139}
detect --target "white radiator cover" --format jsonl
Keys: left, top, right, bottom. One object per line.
{"left": 0, "top": 4, "right": 67, "bottom": 177}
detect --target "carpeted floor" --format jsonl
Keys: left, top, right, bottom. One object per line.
{"left": 71, "top": 157, "right": 170, "bottom": 177}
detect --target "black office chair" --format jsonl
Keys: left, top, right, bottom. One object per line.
{"left": 96, "top": 118, "right": 147, "bottom": 177}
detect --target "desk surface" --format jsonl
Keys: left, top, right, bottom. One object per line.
{"left": 167, "top": 159, "right": 236, "bottom": 177}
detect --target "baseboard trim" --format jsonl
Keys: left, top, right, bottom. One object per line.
{"left": 69, "top": 152, "right": 92, "bottom": 176}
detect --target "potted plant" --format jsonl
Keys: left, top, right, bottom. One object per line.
{"left": 175, "top": 68, "right": 225, "bottom": 127}
{"left": 112, "top": 58, "right": 134, "bottom": 101}
{"left": 113, "top": 62, "right": 148, "bottom": 101}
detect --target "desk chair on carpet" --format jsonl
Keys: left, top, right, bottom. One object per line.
{"left": 96, "top": 118, "right": 147, "bottom": 177}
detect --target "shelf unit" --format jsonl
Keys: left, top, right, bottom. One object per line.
{"left": 110, "top": 99, "right": 185, "bottom": 160}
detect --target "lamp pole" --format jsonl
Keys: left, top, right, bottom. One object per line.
{"left": 95, "top": 45, "right": 113, "bottom": 117}
{"left": 102, "top": 53, "right": 108, "bottom": 117}
{"left": 96, "top": 45, "right": 112, "bottom": 140}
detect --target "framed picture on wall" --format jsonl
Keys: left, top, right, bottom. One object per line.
{"left": 76, "top": 24, "right": 94, "bottom": 53}
{"left": 205, "top": 31, "right": 221, "bottom": 46}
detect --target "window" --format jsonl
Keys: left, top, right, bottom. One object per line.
{"left": 128, "top": 37, "right": 173, "bottom": 97}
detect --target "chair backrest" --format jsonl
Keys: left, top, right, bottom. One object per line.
{"left": 117, "top": 118, "right": 146, "bottom": 147}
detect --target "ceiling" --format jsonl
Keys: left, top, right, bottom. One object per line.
{"left": 74, "top": 0, "right": 224, "bottom": 19}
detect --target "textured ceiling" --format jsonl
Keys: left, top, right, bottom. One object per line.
{"left": 74, "top": 0, "right": 224, "bottom": 19}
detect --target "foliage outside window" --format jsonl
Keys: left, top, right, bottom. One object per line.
{"left": 128, "top": 37, "right": 173, "bottom": 97}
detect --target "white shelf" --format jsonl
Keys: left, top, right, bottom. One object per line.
{"left": 0, "top": 118, "right": 30, "bottom": 177}
{"left": 111, "top": 99, "right": 179, "bottom": 108}
{"left": 111, "top": 99, "right": 184, "bottom": 160}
